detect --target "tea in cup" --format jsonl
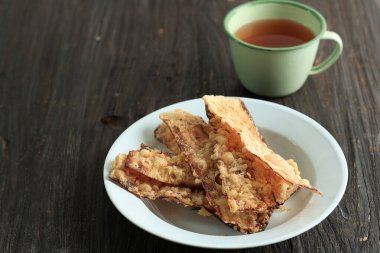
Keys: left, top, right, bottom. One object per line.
{"left": 224, "top": 0, "right": 343, "bottom": 97}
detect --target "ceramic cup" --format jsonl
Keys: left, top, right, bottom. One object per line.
{"left": 224, "top": 0, "right": 343, "bottom": 97}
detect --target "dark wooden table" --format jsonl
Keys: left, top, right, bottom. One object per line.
{"left": 1, "top": 0, "right": 379, "bottom": 252}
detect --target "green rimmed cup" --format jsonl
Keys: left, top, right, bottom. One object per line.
{"left": 224, "top": 0, "right": 343, "bottom": 97}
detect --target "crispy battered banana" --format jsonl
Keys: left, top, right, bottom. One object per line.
{"left": 109, "top": 95, "right": 321, "bottom": 234}
{"left": 154, "top": 123, "right": 181, "bottom": 154}
{"left": 160, "top": 109, "right": 272, "bottom": 233}
{"left": 212, "top": 131, "right": 278, "bottom": 213}
{"left": 126, "top": 145, "right": 201, "bottom": 188}
{"left": 203, "top": 95, "right": 321, "bottom": 206}
{"left": 110, "top": 154, "right": 210, "bottom": 208}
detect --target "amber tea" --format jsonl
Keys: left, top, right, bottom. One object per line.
{"left": 235, "top": 19, "right": 315, "bottom": 48}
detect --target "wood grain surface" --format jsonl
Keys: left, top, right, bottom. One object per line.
{"left": 0, "top": 0, "right": 379, "bottom": 252}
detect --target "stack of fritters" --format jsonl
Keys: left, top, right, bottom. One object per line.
{"left": 109, "top": 95, "right": 321, "bottom": 233}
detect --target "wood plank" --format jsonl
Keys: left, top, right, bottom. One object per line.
{"left": 0, "top": 0, "right": 379, "bottom": 252}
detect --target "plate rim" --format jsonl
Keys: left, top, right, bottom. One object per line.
{"left": 103, "top": 97, "right": 348, "bottom": 249}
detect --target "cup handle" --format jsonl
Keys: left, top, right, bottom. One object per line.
{"left": 309, "top": 31, "right": 343, "bottom": 75}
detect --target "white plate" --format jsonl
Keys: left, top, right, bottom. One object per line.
{"left": 103, "top": 97, "right": 348, "bottom": 249}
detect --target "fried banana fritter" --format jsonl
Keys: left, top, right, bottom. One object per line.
{"left": 154, "top": 123, "right": 181, "bottom": 154}
{"left": 109, "top": 95, "right": 321, "bottom": 234}
{"left": 110, "top": 154, "right": 210, "bottom": 208}
{"left": 203, "top": 95, "right": 321, "bottom": 202}
{"left": 126, "top": 145, "right": 201, "bottom": 188}
{"left": 160, "top": 109, "right": 272, "bottom": 233}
